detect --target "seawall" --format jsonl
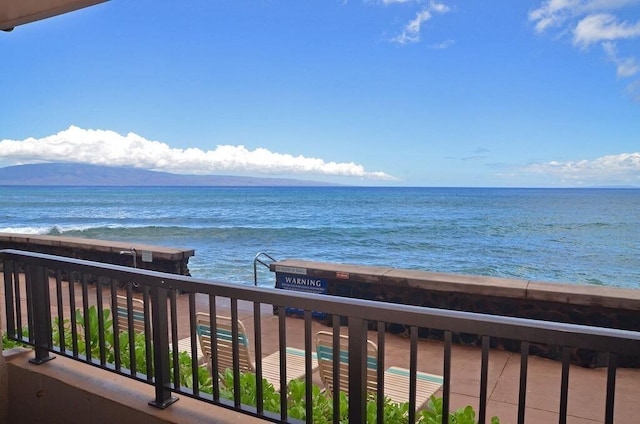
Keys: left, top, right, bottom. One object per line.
{"left": 0, "top": 233, "right": 194, "bottom": 275}
{"left": 270, "top": 259, "right": 640, "bottom": 367}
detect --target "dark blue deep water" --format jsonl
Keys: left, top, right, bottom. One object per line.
{"left": 1, "top": 186, "right": 638, "bottom": 289}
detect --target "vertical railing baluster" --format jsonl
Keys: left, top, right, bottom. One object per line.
{"left": 183, "top": 291, "right": 197, "bottom": 387}
{"left": 44, "top": 268, "right": 53, "bottom": 349}
{"left": 277, "top": 304, "right": 288, "bottom": 421}
{"left": 82, "top": 274, "right": 91, "bottom": 361}
{"left": 376, "top": 322, "right": 385, "bottom": 424}
{"left": 12, "top": 263, "right": 22, "bottom": 340}
{"left": 443, "top": 331, "right": 452, "bottom": 424}
{"left": 25, "top": 263, "right": 34, "bottom": 342}
{"left": 518, "top": 341, "right": 530, "bottom": 424}
{"left": 208, "top": 296, "right": 220, "bottom": 400}
{"left": 479, "top": 335, "right": 490, "bottom": 424}
{"left": 170, "top": 289, "right": 180, "bottom": 390}
{"left": 96, "top": 277, "right": 107, "bottom": 366}
{"left": 408, "top": 325, "right": 418, "bottom": 423}
{"left": 55, "top": 270, "right": 65, "bottom": 353}
{"left": 143, "top": 285, "right": 153, "bottom": 379}
{"left": 304, "top": 309, "right": 313, "bottom": 424}
{"left": 148, "top": 281, "right": 178, "bottom": 409}
{"left": 27, "top": 264, "right": 54, "bottom": 364}
{"left": 558, "top": 346, "right": 570, "bottom": 424}
{"left": 348, "top": 316, "right": 368, "bottom": 424}
{"left": 188, "top": 292, "right": 199, "bottom": 395}
{"left": 3, "top": 260, "right": 16, "bottom": 339}
{"left": 604, "top": 352, "right": 617, "bottom": 424}
{"left": 110, "top": 279, "right": 121, "bottom": 371}
{"left": 125, "top": 284, "right": 136, "bottom": 375}
{"left": 331, "top": 315, "right": 341, "bottom": 424}
{"left": 253, "top": 302, "right": 264, "bottom": 414}
{"left": 230, "top": 298, "right": 242, "bottom": 409}
{"left": 69, "top": 272, "right": 79, "bottom": 357}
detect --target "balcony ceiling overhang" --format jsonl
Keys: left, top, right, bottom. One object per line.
{"left": 0, "top": 0, "right": 107, "bottom": 32}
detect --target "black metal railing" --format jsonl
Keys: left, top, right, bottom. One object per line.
{"left": 2, "top": 248, "right": 640, "bottom": 424}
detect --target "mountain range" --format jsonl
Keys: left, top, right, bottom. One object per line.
{"left": 0, "top": 163, "right": 335, "bottom": 186}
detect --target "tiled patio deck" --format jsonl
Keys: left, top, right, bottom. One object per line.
{"left": 184, "top": 293, "right": 640, "bottom": 424}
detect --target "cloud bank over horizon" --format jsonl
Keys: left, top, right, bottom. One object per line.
{"left": 519, "top": 152, "right": 640, "bottom": 186}
{"left": 0, "top": 126, "right": 395, "bottom": 181}
{"left": 1, "top": 127, "right": 638, "bottom": 187}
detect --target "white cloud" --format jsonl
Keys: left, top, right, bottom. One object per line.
{"left": 528, "top": 0, "right": 639, "bottom": 33}
{"left": 0, "top": 126, "right": 396, "bottom": 180}
{"left": 530, "top": 1, "right": 640, "bottom": 98}
{"left": 520, "top": 152, "right": 640, "bottom": 185}
{"left": 573, "top": 13, "right": 640, "bottom": 47}
{"left": 390, "top": 1, "right": 451, "bottom": 44}
{"left": 428, "top": 39, "right": 454, "bottom": 49}
{"left": 530, "top": 0, "right": 640, "bottom": 33}
{"left": 392, "top": 9, "right": 432, "bottom": 44}
{"left": 626, "top": 78, "right": 640, "bottom": 100}
{"left": 603, "top": 41, "right": 639, "bottom": 77}
{"left": 529, "top": 0, "right": 576, "bottom": 33}
{"left": 428, "top": 0, "right": 449, "bottom": 14}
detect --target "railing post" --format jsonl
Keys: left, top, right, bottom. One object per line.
{"left": 26, "top": 264, "right": 54, "bottom": 365}
{"left": 348, "top": 316, "right": 368, "bottom": 423}
{"left": 2, "top": 260, "right": 16, "bottom": 340}
{"left": 148, "top": 281, "right": 178, "bottom": 409}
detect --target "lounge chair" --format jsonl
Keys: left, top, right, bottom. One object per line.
{"left": 196, "top": 312, "right": 318, "bottom": 389}
{"left": 261, "top": 346, "right": 319, "bottom": 390}
{"left": 173, "top": 336, "right": 206, "bottom": 365}
{"left": 315, "top": 330, "right": 443, "bottom": 408}
{"left": 116, "top": 295, "right": 204, "bottom": 363}
{"left": 116, "top": 295, "right": 146, "bottom": 334}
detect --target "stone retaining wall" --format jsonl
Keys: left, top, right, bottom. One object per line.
{"left": 271, "top": 259, "right": 640, "bottom": 368}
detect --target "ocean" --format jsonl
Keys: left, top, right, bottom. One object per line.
{"left": 1, "top": 186, "right": 638, "bottom": 289}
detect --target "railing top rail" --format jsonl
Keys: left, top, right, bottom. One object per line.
{"left": 3, "top": 248, "right": 640, "bottom": 355}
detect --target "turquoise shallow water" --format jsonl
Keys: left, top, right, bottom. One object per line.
{"left": 1, "top": 186, "right": 638, "bottom": 289}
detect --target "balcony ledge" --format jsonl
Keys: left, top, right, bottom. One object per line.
{"left": 4, "top": 349, "right": 264, "bottom": 424}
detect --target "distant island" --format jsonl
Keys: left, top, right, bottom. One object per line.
{"left": 0, "top": 163, "right": 337, "bottom": 186}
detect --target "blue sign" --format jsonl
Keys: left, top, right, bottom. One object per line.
{"left": 276, "top": 273, "right": 327, "bottom": 318}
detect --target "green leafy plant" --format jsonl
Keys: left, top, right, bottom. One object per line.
{"left": 75, "top": 305, "right": 113, "bottom": 357}
{"left": 216, "top": 368, "right": 281, "bottom": 413}
{"left": 287, "top": 377, "right": 348, "bottom": 423}
{"left": 419, "top": 396, "right": 501, "bottom": 424}
{"left": 50, "top": 305, "right": 151, "bottom": 373}
{"left": 170, "top": 349, "right": 213, "bottom": 390}
{"left": 2, "top": 330, "right": 27, "bottom": 349}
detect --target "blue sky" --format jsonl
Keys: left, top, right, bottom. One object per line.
{"left": 1, "top": 0, "right": 639, "bottom": 187}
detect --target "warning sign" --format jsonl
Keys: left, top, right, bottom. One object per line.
{"left": 276, "top": 273, "right": 327, "bottom": 318}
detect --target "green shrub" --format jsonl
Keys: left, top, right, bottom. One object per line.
{"left": 419, "top": 396, "right": 500, "bottom": 424}
{"left": 2, "top": 330, "right": 26, "bottom": 349}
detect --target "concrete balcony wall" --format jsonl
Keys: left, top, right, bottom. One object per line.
{"left": 3, "top": 348, "right": 262, "bottom": 424}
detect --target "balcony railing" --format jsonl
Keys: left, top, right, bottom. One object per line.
{"left": 2, "top": 248, "right": 640, "bottom": 424}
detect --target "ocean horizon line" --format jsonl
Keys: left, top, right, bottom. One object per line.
{"left": 1, "top": 184, "right": 639, "bottom": 190}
